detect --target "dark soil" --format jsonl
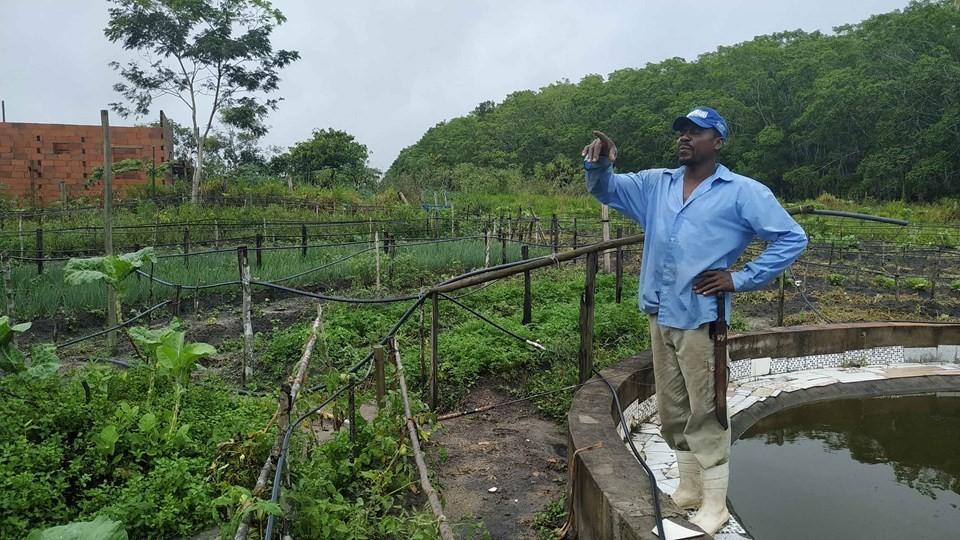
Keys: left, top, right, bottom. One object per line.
{"left": 429, "top": 381, "right": 567, "bottom": 540}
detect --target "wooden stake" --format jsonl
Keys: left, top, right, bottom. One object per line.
{"left": 374, "top": 344, "right": 386, "bottom": 410}
{"left": 255, "top": 233, "right": 263, "bottom": 269}
{"left": 238, "top": 246, "right": 254, "bottom": 386}
{"left": 301, "top": 223, "right": 307, "bottom": 257}
{"left": 101, "top": 110, "right": 117, "bottom": 354}
{"left": 2, "top": 256, "right": 14, "bottom": 318}
{"left": 35, "top": 228, "right": 43, "bottom": 275}
{"left": 777, "top": 273, "right": 786, "bottom": 326}
{"left": 390, "top": 340, "right": 456, "bottom": 540}
{"left": 578, "top": 252, "right": 598, "bottom": 384}
{"left": 182, "top": 226, "right": 190, "bottom": 267}
{"left": 430, "top": 292, "right": 439, "bottom": 411}
{"left": 484, "top": 227, "right": 491, "bottom": 268}
{"left": 522, "top": 245, "right": 532, "bottom": 325}
{"left": 601, "top": 205, "right": 611, "bottom": 272}
{"left": 615, "top": 226, "right": 623, "bottom": 304}
{"left": 374, "top": 230, "right": 381, "bottom": 290}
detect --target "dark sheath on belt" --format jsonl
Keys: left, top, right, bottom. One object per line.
{"left": 709, "top": 292, "right": 729, "bottom": 430}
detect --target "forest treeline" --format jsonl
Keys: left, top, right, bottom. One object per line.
{"left": 385, "top": 1, "right": 960, "bottom": 202}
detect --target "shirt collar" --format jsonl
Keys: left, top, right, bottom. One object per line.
{"left": 666, "top": 163, "right": 733, "bottom": 182}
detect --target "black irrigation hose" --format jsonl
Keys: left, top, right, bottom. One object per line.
{"left": 269, "top": 247, "right": 376, "bottom": 283}
{"left": 252, "top": 280, "right": 421, "bottom": 304}
{"left": 265, "top": 294, "right": 428, "bottom": 538}
{"left": 55, "top": 300, "right": 172, "bottom": 349}
{"left": 439, "top": 293, "right": 544, "bottom": 350}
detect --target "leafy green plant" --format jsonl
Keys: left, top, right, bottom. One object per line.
{"left": 0, "top": 316, "right": 59, "bottom": 377}
{"left": 64, "top": 247, "right": 157, "bottom": 319}
{"left": 154, "top": 329, "right": 216, "bottom": 437}
{"left": 875, "top": 276, "right": 897, "bottom": 290}
{"left": 827, "top": 273, "right": 846, "bottom": 286}
{"left": 950, "top": 279, "right": 960, "bottom": 292}
{"left": 26, "top": 516, "right": 128, "bottom": 540}
{"left": 904, "top": 277, "right": 931, "bottom": 292}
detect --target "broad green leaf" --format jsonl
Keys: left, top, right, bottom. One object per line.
{"left": 183, "top": 342, "right": 216, "bottom": 361}
{"left": 138, "top": 412, "right": 158, "bottom": 433}
{"left": 26, "top": 344, "right": 60, "bottom": 378}
{"left": 26, "top": 516, "right": 128, "bottom": 540}
{"left": 119, "top": 246, "right": 157, "bottom": 267}
{"left": 0, "top": 346, "right": 26, "bottom": 373}
{"left": 11, "top": 322, "right": 32, "bottom": 333}
{"left": 63, "top": 257, "right": 110, "bottom": 285}
{"left": 94, "top": 425, "right": 121, "bottom": 455}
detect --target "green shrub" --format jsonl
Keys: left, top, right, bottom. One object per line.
{"left": 904, "top": 277, "right": 931, "bottom": 292}
{"left": 875, "top": 276, "right": 896, "bottom": 290}
{"left": 827, "top": 273, "right": 846, "bottom": 286}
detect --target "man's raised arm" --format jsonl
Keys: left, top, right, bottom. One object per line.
{"left": 582, "top": 130, "right": 655, "bottom": 224}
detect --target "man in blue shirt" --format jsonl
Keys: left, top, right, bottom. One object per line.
{"left": 583, "top": 107, "right": 807, "bottom": 535}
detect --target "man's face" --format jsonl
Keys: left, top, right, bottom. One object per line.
{"left": 676, "top": 122, "right": 723, "bottom": 166}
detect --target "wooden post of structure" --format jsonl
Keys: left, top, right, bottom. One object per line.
{"left": 551, "top": 214, "right": 559, "bottom": 254}
{"left": 374, "top": 345, "right": 386, "bottom": 410}
{"left": 173, "top": 284, "right": 182, "bottom": 316}
{"left": 237, "top": 246, "right": 254, "bottom": 386}
{"left": 59, "top": 181, "right": 66, "bottom": 206}
{"left": 484, "top": 227, "right": 491, "bottom": 268}
{"left": 430, "top": 292, "right": 439, "bottom": 411}
{"left": 147, "top": 262, "right": 155, "bottom": 320}
{"left": 578, "top": 252, "right": 598, "bottom": 384}
{"left": 348, "top": 374, "right": 357, "bottom": 449}
{"left": 931, "top": 246, "right": 941, "bottom": 300}
{"left": 2, "top": 256, "right": 15, "bottom": 318}
{"left": 18, "top": 216, "right": 24, "bottom": 260}
{"left": 615, "top": 226, "right": 623, "bottom": 304}
{"left": 182, "top": 226, "right": 190, "bottom": 267}
{"left": 35, "top": 228, "right": 43, "bottom": 275}
{"left": 602, "top": 205, "right": 611, "bottom": 272}
{"left": 301, "top": 224, "right": 308, "bottom": 257}
{"left": 522, "top": 245, "right": 532, "bottom": 325}
{"left": 214, "top": 220, "right": 220, "bottom": 248}
{"left": 374, "top": 230, "right": 381, "bottom": 290}
{"left": 419, "top": 303, "right": 426, "bottom": 390}
{"left": 255, "top": 233, "right": 263, "bottom": 269}
{"left": 572, "top": 218, "right": 578, "bottom": 250}
{"left": 777, "top": 273, "right": 786, "bottom": 326}
{"left": 500, "top": 224, "right": 508, "bottom": 265}
{"left": 101, "top": 110, "right": 117, "bottom": 354}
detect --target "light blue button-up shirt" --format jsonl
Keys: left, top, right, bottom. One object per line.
{"left": 585, "top": 158, "right": 808, "bottom": 330}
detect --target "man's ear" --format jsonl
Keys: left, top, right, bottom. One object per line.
{"left": 714, "top": 137, "right": 724, "bottom": 151}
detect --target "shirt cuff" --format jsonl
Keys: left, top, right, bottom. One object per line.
{"left": 731, "top": 270, "right": 751, "bottom": 292}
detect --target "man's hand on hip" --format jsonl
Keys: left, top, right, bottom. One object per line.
{"left": 582, "top": 130, "right": 617, "bottom": 163}
{"left": 694, "top": 270, "right": 735, "bottom": 295}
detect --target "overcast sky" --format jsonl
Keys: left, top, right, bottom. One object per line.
{"left": 1, "top": 0, "right": 909, "bottom": 171}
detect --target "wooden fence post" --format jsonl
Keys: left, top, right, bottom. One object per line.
{"left": 551, "top": 214, "right": 559, "bottom": 254}
{"left": 35, "top": 228, "right": 43, "bottom": 275}
{"left": 182, "top": 226, "right": 190, "bottom": 267}
{"left": 777, "top": 273, "right": 786, "bottom": 326}
{"left": 578, "top": 252, "right": 598, "bottom": 384}
{"left": 101, "top": 110, "right": 117, "bottom": 355}
{"left": 374, "top": 230, "right": 381, "bottom": 291}
{"left": 931, "top": 246, "right": 941, "bottom": 300}
{"left": 147, "top": 262, "right": 155, "bottom": 320}
{"left": 301, "top": 224, "right": 308, "bottom": 257}
{"left": 615, "top": 227, "right": 623, "bottom": 304}
{"left": 522, "top": 245, "right": 532, "bottom": 325}
{"left": 2, "top": 256, "right": 15, "bottom": 318}
{"left": 484, "top": 227, "right": 491, "bottom": 268}
{"left": 255, "top": 233, "right": 263, "bottom": 269}
{"left": 237, "top": 246, "right": 254, "bottom": 386}
{"left": 500, "top": 224, "right": 508, "bottom": 265}
{"left": 430, "top": 292, "right": 439, "bottom": 411}
{"left": 572, "top": 218, "right": 578, "bottom": 250}
{"left": 214, "top": 220, "right": 220, "bottom": 248}
{"left": 602, "top": 204, "right": 611, "bottom": 272}
{"left": 374, "top": 345, "right": 386, "bottom": 410}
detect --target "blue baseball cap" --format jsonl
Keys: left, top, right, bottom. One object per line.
{"left": 672, "top": 106, "right": 729, "bottom": 140}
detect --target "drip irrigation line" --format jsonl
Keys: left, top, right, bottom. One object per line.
{"left": 269, "top": 247, "right": 377, "bottom": 283}
{"left": 133, "top": 269, "right": 240, "bottom": 290}
{"left": 787, "top": 270, "right": 834, "bottom": 324}
{"left": 55, "top": 300, "right": 172, "bottom": 349}
{"left": 436, "top": 378, "right": 623, "bottom": 421}
{"left": 252, "top": 280, "right": 421, "bottom": 304}
{"left": 439, "top": 293, "right": 545, "bottom": 351}
{"left": 266, "top": 294, "right": 428, "bottom": 537}
{"left": 447, "top": 279, "right": 500, "bottom": 299}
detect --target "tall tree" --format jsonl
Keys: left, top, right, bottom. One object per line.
{"left": 104, "top": 0, "right": 299, "bottom": 203}
{"left": 278, "top": 128, "right": 374, "bottom": 189}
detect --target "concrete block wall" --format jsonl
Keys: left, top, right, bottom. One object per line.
{"left": 0, "top": 118, "right": 172, "bottom": 205}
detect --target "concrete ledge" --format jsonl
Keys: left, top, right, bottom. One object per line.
{"left": 567, "top": 322, "right": 960, "bottom": 540}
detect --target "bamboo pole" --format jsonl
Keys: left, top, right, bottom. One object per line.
{"left": 234, "top": 306, "right": 323, "bottom": 540}
{"left": 238, "top": 247, "right": 254, "bottom": 386}
{"left": 430, "top": 292, "right": 439, "bottom": 411}
{"left": 432, "top": 233, "right": 644, "bottom": 294}
{"left": 522, "top": 245, "right": 532, "bottom": 325}
{"left": 390, "top": 339, "right": 455, "bottom": 540}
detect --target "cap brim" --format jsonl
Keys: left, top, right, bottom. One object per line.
{"left": 672, "top": 116, "right": 711, "bottom": 132}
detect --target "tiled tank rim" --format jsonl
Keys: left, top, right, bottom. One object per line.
{"left": 567, "top": 322, "right": 960, "bottom": 540}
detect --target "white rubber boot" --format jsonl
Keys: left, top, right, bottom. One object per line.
{"left": 670, "top": 451, "right": 702, "bottom": 510}
{"left": 690, "top": 463, "right": 730, "bottom": 535}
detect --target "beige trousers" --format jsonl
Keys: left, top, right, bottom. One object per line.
{"left": 649, "top": 317, "right": 730, "bottom": 469}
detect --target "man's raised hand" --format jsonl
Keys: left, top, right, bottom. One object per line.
{"left": 581, "top": 130, "right": 617, "bottom": 163}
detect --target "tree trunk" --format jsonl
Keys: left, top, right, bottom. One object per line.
{"left": 191, "top": 140, "right": 203, "bottom": 204}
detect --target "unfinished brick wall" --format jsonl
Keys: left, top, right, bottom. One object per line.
{"left": 0, "top": 113, "right": 174, "bottom": 206}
